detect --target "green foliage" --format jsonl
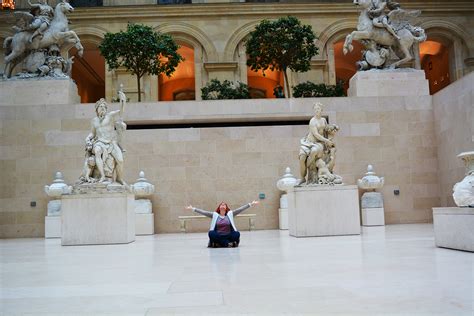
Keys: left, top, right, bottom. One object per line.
{"left": 201, "top": 79, "right": 250, "bottom": 100}
{"left": 99, "top": 23, "right": 183, "bottom": 101}
{"left": 292, "top": 81, "right": 345, "bottom": 98}
{"left": 245, "top": 16, "right": 319, "bottom": 97}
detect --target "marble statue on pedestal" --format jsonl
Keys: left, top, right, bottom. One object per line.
{"left": 3, "top": 0, "right": 83, "bottom": 79}
{"left": 343, "top": 0, "right": 426, "bottom": 70}
{"left": 298, "top": 102, "right": 342, "bottom": 186}
{"left": 75, "top": 86, "right": 128, "bottom": 193}
{"left": 453, "top": 151, "right": 474, "bottom": 207}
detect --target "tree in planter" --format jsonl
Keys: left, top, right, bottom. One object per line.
{"left": 245, "top": 16, "right": 318, "bottom": 98}
{"left": 99, "top": 23, "right": 183, "bottom": 102}
{"left": 201, "top": 79, "right": 250, "bottom": 100}
{"left": 293, "top": 81, "right": 345, "bottom": 98}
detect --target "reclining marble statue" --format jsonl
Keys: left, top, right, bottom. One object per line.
{"left": 343, "top": 0, "right": 426, "bottom": 70}
{"left": 298, "top": 102, "right": 342, "bottom": 186}
{"left": 3, "top": 0, "right": 83, "bottom": 79}
{"left": 77, "top": 87, "right": 127, "bottom": 189}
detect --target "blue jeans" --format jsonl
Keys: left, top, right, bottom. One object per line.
{"left": 208, "top": 230, "right": 240, "bottom": 247}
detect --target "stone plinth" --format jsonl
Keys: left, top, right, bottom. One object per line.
{"left": 361, "top": 192, "right": 385, "bottom": 226}
{"left": 361, "top": 208, "right": 385, "bottom": 226}
{"left": 135, "top": 213, "right": 154, "bottom": 235}
{"left": 0, "top": 78, "right": 80, "bottom": 106}
{"left": 288, "top": 185, "right": 360, "bottom": 237}
{"left": 61, "top": 193, "right": 135, "bottom": 246}
{"left": 279, "top": 208, "right": 288, "bottom": 230}
{"left": 433, "top": 207, "right": 474, "bottom": 252}
{"left": 348, "top": 69, "right": 429, "bottom": 97}
{"left": 45, "top": 216, "right": 61, "bottom": 238}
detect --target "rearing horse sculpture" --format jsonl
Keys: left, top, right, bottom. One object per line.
{"left": 3, "top": 0, "right": 83, "bottom": 78}
{"left": 343, "top": 0, "right": 426, "bottom": 69}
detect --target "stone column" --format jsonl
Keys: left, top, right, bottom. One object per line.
{"left": 237, "top": 41, "right": 248, "bottom": 84}
{"left": 327, "top": 46, "right": 336, "bottom": 85}
{"left": 194, "top": 45, "right": 203, "bottom": 100}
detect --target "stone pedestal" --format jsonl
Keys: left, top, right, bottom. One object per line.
{"left": 361, "top": 192, "right": 385, "bottom": 226}
{"left": 347, "top": 69, "right": 429, "bottom": 97}
{"left": 361, "top": 208, "right": 385, "bottom": 226}
{"left": 288, "top": 185, "right": 360, "bottom": 237}
{"left": 135, "top": 213, "right": 154, "bottom": 235}
{"left": 279, "top": 208, "right": 288, "bottom": 230}
{"left": 433, "top": 207, "right": 474, "bottom": 252}
{"left": 0, "top": 78, "right": 80, "bottom": 106}
{"left": 45, "top": 216, "right": 61, "bottom": 238}
{"left": 61, "top": 193, "right": 135, "bottom": 246}
{"left": 279, "top": 194, "right": 289, "bottom": 230}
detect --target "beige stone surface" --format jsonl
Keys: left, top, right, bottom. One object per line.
{"left": 288, "top": 185, "right": 361, "bottom": 237}
{"left": 348, "top": 70, "right": 430, "bottom": 97}
{"left": 433, "top": 72, "right": 474, "bottom": 207}
{"left": 0, "top": 79, "right": 80, "bottom": 106}
{"left": 0, "top": 86, "right": 466, "bottom": 236}
{"left": 61, "top": 193, "right": 135, "bottom": 245}
{"left": 433, "top": 207, "right": 474, "bottom": 252}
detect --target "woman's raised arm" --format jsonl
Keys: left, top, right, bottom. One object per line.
{"left": 233, "top": 200, "right": 259, "bottom": 216}
{"left": 185, "top": 205, "right": 214, "bottom": 218}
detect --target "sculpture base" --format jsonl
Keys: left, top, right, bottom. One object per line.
{"left": 288, "top": 185, "right": 360, "bottom": 237}
{"left": 45, "top": 216, "right": 61, "bottom": 238}
{"left": 433, "top": 207, "right": 474, "bottom": 252}
{"left": 135, "top": 213, "right": 154, "bottom": 235}
{"left": 279, "top": 208, "right": 288, "bottom": 230}
{"left": 361, "top": 208, "right": 385, "bottom": 226}
{"left": 61, "top": 193, "right": 135, "bottom": 246}
{"left": 0, "top": 78, "right": 80, "bottom": 106}
{"left": 347, "top": 69, "right": 429, "bottom": 97}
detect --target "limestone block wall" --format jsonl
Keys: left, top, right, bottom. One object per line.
{"left": 433, "top": 72, "right": 474, "bottom": 206}
{"left": 0, "top": 92, "right": 445, "bottom": 237}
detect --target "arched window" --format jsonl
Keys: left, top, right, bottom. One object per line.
{"left": 333, "top": 40, "right": 363, "bottom": 93}
{"left": 420, "top": 41, "right": 450, "bottom": 94}
{"left": 159, "top": 44, "right": 195, "bottom": 101}
{"left": 247, "top": 67, "right": 284, "bottom": 99}
{"left": 71, "top": 42, "right": 105, "bottom": 103}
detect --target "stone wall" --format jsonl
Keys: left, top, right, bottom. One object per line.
{"left": 0, "top": 90, "right": 445, "bottom": 237}
{"left": 433, "top": 72, "right": 474, "bottom": 206}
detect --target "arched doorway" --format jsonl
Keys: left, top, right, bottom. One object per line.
{"left": 159, "top": 44, "right": 195, "bottom": 101}
{"left": 71, "top": 42, "right": 105, "bottom": 103}
{"left": 247, "top": 67, "right": 284, "bottom": 98}
{"left": 334, "top": 40, "right": 363, "bottom": 93}
{"left": 419, "top": 41, "right": 450, "bottom": 94}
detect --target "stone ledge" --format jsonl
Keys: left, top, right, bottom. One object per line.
{"left": 433, "top": 207, "right": 474, "bottom": 252}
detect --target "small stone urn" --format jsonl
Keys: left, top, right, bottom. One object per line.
{"left": 357, "top": 165, "right": 385, "bottom": 226}
{"left": 453, "top": 151, "right": 474, "bottom": 207}
{"left": 276, "top": 167, "right": 298, "bottom": 230}
{"left": 44, "top": 171, "right": 72, "bottom": 216}
{"left": 130, "top": 171, "right": 155, "bottom": 214}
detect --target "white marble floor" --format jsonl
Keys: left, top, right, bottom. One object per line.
{"left": 0, "top": 224, "right": 473, "bottom": 315}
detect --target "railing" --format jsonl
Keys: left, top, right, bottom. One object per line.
{"left": 71, "top": 0, "right": 103, "bottom": 7}
{"left": 158, "top": 0, "right": 191, "bottom": 4}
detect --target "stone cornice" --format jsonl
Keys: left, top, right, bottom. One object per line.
{"left": 204, "top": 62, "right": 238, "bottom": 71}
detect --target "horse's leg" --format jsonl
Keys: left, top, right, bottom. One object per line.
{"left": 343, "top": 31, "right": 371, "bottom": 55}
{"left": 389, "top": 43, "right": 413, "bottom": 69}
{"left": 62, "top": 31, "right": 84, "bottom": 56}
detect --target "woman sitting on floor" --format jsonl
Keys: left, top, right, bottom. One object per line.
{"left": 185, "top": 201, "right": 259, "bottom": 247}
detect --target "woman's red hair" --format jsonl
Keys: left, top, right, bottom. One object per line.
{"left": 215, "top": 202, "right": 230, "bottom": 215}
